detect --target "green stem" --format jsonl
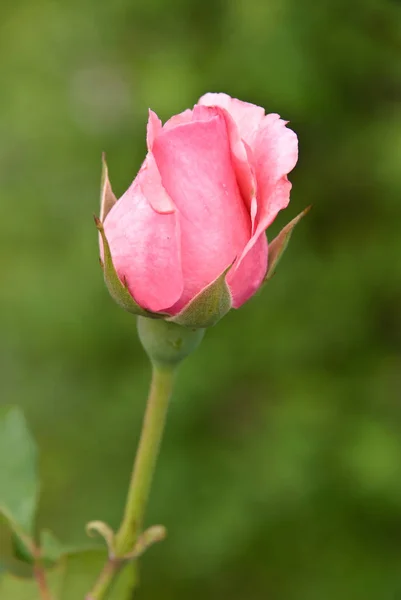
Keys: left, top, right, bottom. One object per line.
{"left": 86, "top": 363, "right": 175, "bottom": 600}
{"left": 85, "top": 557, "right": 123, "bottom": 600}
{"left": 114, "top": 364, "right": 175, "bottom": 554}
{"left": 33, "top": 561, "right": 53, "bottom": 600}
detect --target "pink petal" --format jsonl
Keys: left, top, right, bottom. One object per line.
{"left": 163, "top": 108, "right": 193, "bottom": 131}
{"left": 152, "top": 110, "right": 251, "bottom": 313}
{"left": 146, "top": 110, "right": 162, "bottom": 150}
{"left": 235, "top": 115, "right": 298, "bottom": 272}
{"left": 253, "top": 114, "right": 298, "bottom": 231}
{"left": 193, "top": 104, "right": 258, "bottom": 231}
{"left": 198, "top": 92, "right": 265, "bottom": 147}
{"left": 222, "top": 112, "right": 258, "bottom": 232}
{"left": 138, "top": 153, "right": 175, "bottom": 214}
{"left": 227, "top": 231, "right": 268, "bottom": 308}
{"left": 191, "top": 104, "right": 220, "bottom": 122}
{"left": 103, "top": 172, "right": 183, "bottom": 314}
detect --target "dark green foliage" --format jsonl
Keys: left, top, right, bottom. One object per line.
{"left": 0, "top": 0, "right": 400, "bottom": 598}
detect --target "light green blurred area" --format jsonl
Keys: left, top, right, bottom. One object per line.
{"left": 1, "top": 0, "right": 401, "bottom": 597}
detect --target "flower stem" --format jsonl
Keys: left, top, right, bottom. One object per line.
{"left": 115, "top": 364, "right": 175, "bottom": 554}
{"left": 33, "top": 560, "right": 53, "bottom": 600}
{"left": 86, "top": 363, "right": 176, "bottom": 600}
{"left": 85, "top": 557, "right": 123, "bottom": 600}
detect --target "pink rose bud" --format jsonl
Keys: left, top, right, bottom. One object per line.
{"left": 97, "top": 93, "right": 307, "bottom": 328}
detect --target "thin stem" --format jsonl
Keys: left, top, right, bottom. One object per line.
{"left": 33, "top": 561, "right": 53, "bottom": 600}
{"left": 86, "top": 363, "right": 175, "bottom": 600}
{"left": 114, "top": 364, "right": 175, "bottom": 554}
{"left": 84, "top": 557, "right": 123, "bottom": 600}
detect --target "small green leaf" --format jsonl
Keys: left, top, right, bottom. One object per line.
{"left": 40, "top": 529, "right": 100, "bottom": 565}
{"left": 168, "top": 264, "right": 233, "bottom": 328}
{"left": 0, "top": 406, "right": 39, "bottom": 541}
{"left": 100, "top": 153, "right": 117, "bottom": 222}
{"left": 265, "top": 206, "right": 311, "bottom": 282}
{"left": 95, "top": 217, "right": 161, "bottom": 319}
{"left": 39, "top": 529, "right": 67, "bottom": 564}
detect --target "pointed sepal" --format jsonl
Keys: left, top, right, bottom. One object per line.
{"left": 95, "top": 216, "right": 157, "bottom": 318}
{"left": 168, "top": 264, "right": 233, "bottom": 328}
{"left": 100, "top": 153, "right": 117, "bottom": 222}
{"left": 264, "top": 206, "right": 311, "bottom": 282}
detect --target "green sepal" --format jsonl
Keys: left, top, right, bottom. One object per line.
{"left": 265, "top": 206, "right": 311, "bottom": 282}
{"left": 168, "top": 264, "right": 233, "bottom": 328}
{"left": 100, "top": 153, "right": 117, "bottom": 222}
{"left": 95, "top": 216, "right": 160, "bottom": 318}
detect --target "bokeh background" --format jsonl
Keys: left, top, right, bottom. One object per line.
{"left": 1, "top": 0, "right": 401, "bottom": 598}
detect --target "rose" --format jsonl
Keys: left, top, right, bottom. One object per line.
{"left": 97, "top": 93, "right": 304, "bottom": 328}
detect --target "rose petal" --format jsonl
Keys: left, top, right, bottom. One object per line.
{"left": 152, "top": 110, "right": 251, "bottom": 313}
{"left": 193, "top": 104, "right": 258, "bottom": 231}
{"left": 235, "top": 115, "right": 298, "bottom": 271}
{"left": 253, "top": 114, "right": 298, "bottom": 231}
{"left": 198, "top": 92, "right": 265, "bottom": 147}
{"left": 103, "top": 173, "right": 183, "bottom": 313}
{"left": 227, "top": 231, "right": 268, "bottom": 308}
{"left": 222, "top": 112, "right": 258, "bottom": 231}
{"left": 139, "top": 152, "right": 175, "bottom": 214}
{"left": 146, "top": 109, "right": 162, "bottom": 150}
{"left": 163, "top": 108, "right": 193, "bottom": 131}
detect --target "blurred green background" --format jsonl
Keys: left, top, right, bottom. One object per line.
{"left": 1, "top": 0, "right": 401, "bottom": 597}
